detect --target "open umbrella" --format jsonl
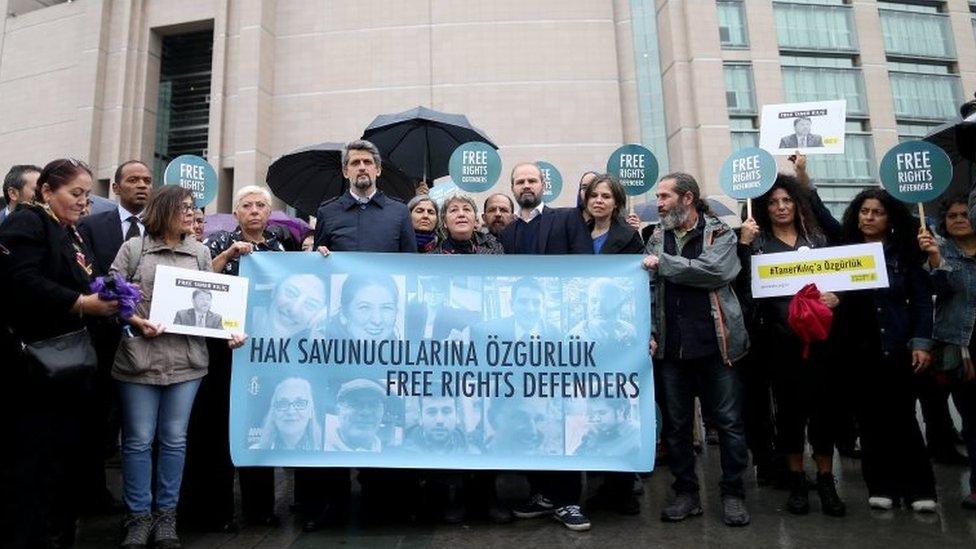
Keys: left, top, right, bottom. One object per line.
{"left": 265, "top": 142, "right": 415, "bottom": 217}
{"left": 923, "top": 101, "right": 976, "bottom": 209}
{"left": 361, "top": 106, "right": 497, "bottom": 182}
{"left": 203, "top": 211, "right": 311, "bottom": 243}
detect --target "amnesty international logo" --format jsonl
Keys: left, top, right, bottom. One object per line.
{"left": 248, "top": 376, "right": 261, "bottom": 396}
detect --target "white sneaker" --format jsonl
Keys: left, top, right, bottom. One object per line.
{"left": 868, "top": 496, "right": 894, "bottom": 510}
{"left": 911, "top": 499, "right": 937, "bottom": 513}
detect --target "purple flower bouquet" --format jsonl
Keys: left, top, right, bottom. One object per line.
{"left": 90, "top": 274, "right": 142, "bottom": 320}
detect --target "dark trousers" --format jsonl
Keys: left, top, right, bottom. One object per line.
{"left": 78, "top": 322, "right": 122, "bottom": 507}
{"left": 1, "top": 368, "right": 91, "bottom": 548}
{"left": 294, "top": 468, "right": 350, "bottom": 519}
{"left": 658, "top": 353, "right": 748, "bottom": 498}
{"left": 179, "top": 341, "right": 274, "bottom": 524}
{"left": 527, "top": 471, "right": 583, "bottom": 507}
{"left": 857, "top": 354, "right": 936, "bottom": 502}
{"left": 916, "top": 371, "right": 961, "bottom": 453}
{"left": 953, "top": 378, "right": 976, "bottom": 492}
{"left": 764, "top": 334, "right": 836, "bottom": 457}
{"left": 737, "top": 352, "right": 776, "bottom": 467}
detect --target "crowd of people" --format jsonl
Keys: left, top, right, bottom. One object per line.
{"left": 0, "top": 139, "right": 974, "bottom": 548}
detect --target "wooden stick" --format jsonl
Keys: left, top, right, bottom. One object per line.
{"left": 918, "top": 202, "right": 926, "bottom": 230}
{"left": 746, "top": 198, "right": 753, "bottom": 219}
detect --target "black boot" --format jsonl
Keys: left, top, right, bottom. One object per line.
{"left": 816, "top": 473, "right": 846, "bottom": 517}
{"left": 786, "top": 472, "right": 810, "bottom": 515}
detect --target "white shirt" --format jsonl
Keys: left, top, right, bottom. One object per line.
{"left": 518, "top": 201, "right": 545, "bottom": 223}
{"left": 349, "top": 188, "right": 377, "bottom": 204}
{"left": 118, "top": 204, "right": 144, "bottom": 238}
{"left": 195, "top": 312, "right": 206, "bottom": 327}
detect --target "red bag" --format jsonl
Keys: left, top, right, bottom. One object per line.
{"left": 787, "top": 283, "right": 833, "bottom": 359}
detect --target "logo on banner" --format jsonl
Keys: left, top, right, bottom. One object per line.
{"left": 164, "top": 155, "right": 218, "bottom": 208}
{"left": 538, "top": 161, "right": 563, "bottom": 202}
{"left": 449, "top": 142, "right": 502, "bottom": 193}
{"left": 719, "top": 147, "right": 777, "bottom": 200}
{"left": 606, "top": 144, "right": 659, "bottom": 197}
{"left": 879, "top": 140, "right": 953, "bottom": 203}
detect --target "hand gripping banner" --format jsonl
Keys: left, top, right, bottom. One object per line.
{"left": 231, "top": 252, "right": 655, "bottom": 472}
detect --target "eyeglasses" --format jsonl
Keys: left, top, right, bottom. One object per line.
{"left": 273, "top": 398, "right": 309, "bottom": 412}
{"left": 180, "top": 204, "right": 195, "bottom": 213}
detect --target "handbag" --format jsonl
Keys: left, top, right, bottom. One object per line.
{"left": 22, "top": 327, "right": 98, "bottom": 380}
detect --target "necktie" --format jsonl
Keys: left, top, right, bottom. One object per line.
{"left": 197, "top": 314, "right": 204, "bottom": 327}
{"left": 125, "top": 216, "right": 141, "bottom": 240}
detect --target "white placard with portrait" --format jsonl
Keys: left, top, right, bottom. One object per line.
{"left": 148, "top": 265, "right": 249, "bottom": 339}
{"left": 759, "top": 100, "right": 847, "bottom": 156}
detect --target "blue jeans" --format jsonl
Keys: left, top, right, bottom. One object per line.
{"left": 658, "top": 354, "right": 748, "bottom": 498}
{"left": 119, "top": 379, "right": 201, "bottom": 513}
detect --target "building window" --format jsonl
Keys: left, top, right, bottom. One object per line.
{"left": 781, "top": 56, "right": 868, "bottom": 116}
{"left": 805, "top": 133, "right": 877, "bottom": 218}
{"left": 878, "top": 3, "right": 956, "bottom": 60}
{"left": 897, "top": 122, "right": 941, "bottom": 143}
{"left": 724, "top": 64, "right": 756, "bottom": 115}
{"left": 773, "top": 2, "right": 858, "bottom": 53}
{"left": 717, "top": 1, "right": 749, "bottom": 48}
{"left": 889, "top": 69, "right": 963, "bottom": 122}
{"left": 729, "top": 118, "right": 759, "bottom": 151}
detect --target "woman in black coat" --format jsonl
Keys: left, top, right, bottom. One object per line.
{"left": 579, "top": 173, "right": 644, "bottom": 515}
{"left": 0, "top": 158, "right": 118, "bottom": 548}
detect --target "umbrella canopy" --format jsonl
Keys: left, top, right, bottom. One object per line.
{"left": 361, "top": 106, "right": 497, "bottom": 182}
{"left": 203, "top": 211, "right": 311, "bottom": 243}
{"left": 266, "top": 142, "right": 415, "bottom": 216}
{"left": 924, "top": 111, "right": 976, "bottom": 210}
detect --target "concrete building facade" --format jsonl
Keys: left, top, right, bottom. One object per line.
{"left": 0, "top": 0, "right": 973, "bottom": 214}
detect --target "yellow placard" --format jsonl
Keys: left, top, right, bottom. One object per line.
{"left": 758, "top": 255, "right": 876, "bottom": 279}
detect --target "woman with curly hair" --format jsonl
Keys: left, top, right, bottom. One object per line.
{"left": 739, "top": 174, "right": 845, "bottom": 517}
{"left": 834, "top": 188, "right": 936, "bottom": 513}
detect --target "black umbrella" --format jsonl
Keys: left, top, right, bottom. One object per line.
{"left": 923, "top": 102, "right": 976, "bottom": 209}
{"left": 265, "top": 142, "right": 415, "bottom": 217}
{"left": 361, "top": 106, "right": 497, "bottom": 182}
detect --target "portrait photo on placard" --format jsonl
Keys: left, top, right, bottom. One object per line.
{"left": 759, "top": 100, "right": 847, "bottom": 156}
{"left": 246, "top": 272, "right": 331, "bottom": 340}
{"left": 148, "top": 265, "right": 248, "bottom": 339}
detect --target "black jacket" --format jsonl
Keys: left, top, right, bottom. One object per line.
{"left": 595, "top": 218, "right": 644, "bottom": 255}
{"left": 313, "top": 191, "right": 416, "bottom": 253}
{"left": 500, "top": 206, "right": 593, "bottom": 255}
{"left": 0, "top": 205, "right": 92, "bottom": 343}
{"left": 77, "top": 208, "right": 124, "bottom": 277}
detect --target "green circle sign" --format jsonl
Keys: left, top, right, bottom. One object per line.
{"left": 606, "top": 144, "right": 659, "bottom": 196}
{"left": 719, "top": 147, "right": 777, "bottom": 200}
{"left": 538, "top": 161, "right": 563, "bottom": 202}
{"left": 879, "top": 140, "right": 953, "bottom": 203}
{"left": 448, "top": 142, "right": 502, "bottom": 193}
{"left": 163, "top": 155, "right": 218, "bottom": 208}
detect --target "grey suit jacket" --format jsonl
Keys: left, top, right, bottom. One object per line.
{"left": 779, "top": 133, "right": 823, "bottom": 149}
{"left": 173, "top": 308, "right": 223, "bottom": 329}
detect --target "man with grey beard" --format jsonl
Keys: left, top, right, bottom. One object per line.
{"left": 312, "top": 139, "right": 416, "bottom": 253}
{"left": 642, "top": 172, "right": 751, "bottom": 527}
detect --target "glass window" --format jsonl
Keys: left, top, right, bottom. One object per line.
{"left": 781, "top": 55, "right": 855, "bottom": 68}
{"left": 731, "top": 131, "right": 759, "bottom": 152}
{"left": 782, "top": 65, "right": 868, "bottom": 116}
{"left": 804, "top": 133, "right": 875, "bottom": 183}
{"left": 889, "top": 71, "right": 963, "bottom": 121}
{"left": 879, "top": 8, "right": 956, "bottom": 59}
{"left": 724, "top": 64, "right": 757, "bottom": 114}
{"left": 717, "top": 1, "right": 749, "bottom": 48}
{"left": 887, "top": 61, "right": 951, "bottom": 74}
{"left": 897, "top": 122, "right": 941, "bottom": 142}
{"left": 774, "top": 2, "right": 858, "bottom": 52}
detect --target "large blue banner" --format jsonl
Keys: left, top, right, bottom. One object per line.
{"left": 230, "top": 252, "right": 655, "bottom": 472}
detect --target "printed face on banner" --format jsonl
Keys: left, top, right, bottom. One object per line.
{"left": 879, "top": 140, "right": 953, "bottom": 204}
{"left": 759, "top": 100, "right": 846, "bottom": 156}
{"left": 231, "top": 254, "right": 655, "bottom": 472}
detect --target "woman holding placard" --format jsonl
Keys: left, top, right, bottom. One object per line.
{"left": 834, "top": 188, "right": 937, "bottom": 513}
{"left": 918, "top": 194, "right": 976, "bottom": 510}
{"left": 738, "top": 174, "right": 846, "bottom": 517}
{"left": 110, "top": 185, "right": 246, "bottom": 548}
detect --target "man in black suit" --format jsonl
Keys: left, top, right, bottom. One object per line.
{"left": 75, "top": 159, "right": 152, "bottom": 514}
{"left": 173, "top": 289, "right": 224, "bottom": 329}
{"left": 496, "top": 162, "right": 593, "bottom": 531}
{"left": 499, "top": 162, "right": 592, "bottom": 255}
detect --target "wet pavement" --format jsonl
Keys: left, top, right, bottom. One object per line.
{"left": 75, "top": 448, "right": 976, "bottom": 548}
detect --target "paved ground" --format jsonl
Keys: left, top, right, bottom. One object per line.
{"left": 73, "top": 445, "right": 976, "bottom": 549}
